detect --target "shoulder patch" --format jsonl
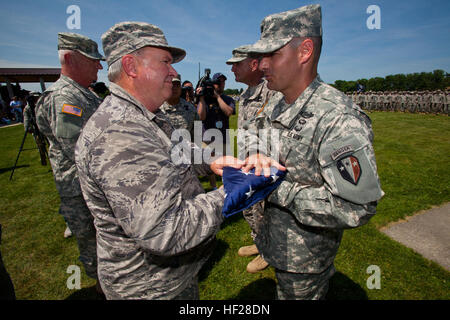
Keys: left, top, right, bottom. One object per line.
{"left": 62, "top": 104, "right": 83, "bottom": 117}
{"left": 337, "top": 155, "right": 361, "bottom": 185}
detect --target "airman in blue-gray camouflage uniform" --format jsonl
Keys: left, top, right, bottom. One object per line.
{"left": 241, "top": 4, "right": 384, "bottom": 299}
{"left": 36, "top": 33, "right": 104, "bottom": 283}
{"left": 75, "top": 21, "right": 241, "bottom": 300}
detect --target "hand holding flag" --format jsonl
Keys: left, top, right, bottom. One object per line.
{"left": 222, "top": 166, "right": 287, "bottom": 217}
{"left": 210, "top": 156, "right": 245, "bottom": 176}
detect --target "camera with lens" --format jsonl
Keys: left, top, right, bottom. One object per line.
{"left": 195, "top": 68, "right": 215, "bottom": 99}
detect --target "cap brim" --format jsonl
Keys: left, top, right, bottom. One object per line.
{"left": 245, "top": 38, "right": 292, "bottom": 54}
{"left": 78, "top": 50, "right": 106, "bottom": 61}
{"left": 155, "top": 45, "right": 186, "bottom": 64}
{"left": 226, "top": 56, "right": 247, "bottom": 65}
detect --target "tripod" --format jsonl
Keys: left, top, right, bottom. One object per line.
{"left": 9, "top": 120, "right": 49, "bottom": 181}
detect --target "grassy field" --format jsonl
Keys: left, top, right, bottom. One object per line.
{"left": 0, "top": 111, "right": 449, "bottom": 300}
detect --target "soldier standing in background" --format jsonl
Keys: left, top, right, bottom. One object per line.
{"left": 227, "top": 45, "right": 276, "bottom": 273}
{"left": 405, "top": 91, "right": 412, "bottom": 113}
{"left": 242, "top": 4, "right": 384, "bottom": 299}
{"left": 375, "top": 92, "right": 382, "bottom": 111}
{"left": 158, "top": 74, "right": 199, "bottom": 139}
{"left": 445, "top": 90, "right": 450, "bottom": 115}
{"left": 35, "top": 32, "right": 104, "bottom": 294}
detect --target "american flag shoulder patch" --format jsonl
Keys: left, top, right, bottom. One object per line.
{"left": 62, "top": 104, "right": 82, "bottom": 117}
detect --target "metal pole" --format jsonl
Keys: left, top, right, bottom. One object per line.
{"left": 39, "top": 77, "right": 46, "bottom": 92}
{"left": 9, "top": 130, "right": 28, "bottom": 181}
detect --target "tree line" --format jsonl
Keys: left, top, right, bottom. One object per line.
{"left": 331, "top": 69, "right": 449, "bottom": 93}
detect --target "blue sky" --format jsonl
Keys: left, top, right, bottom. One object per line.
{"left": 0, "top": 0, "right": 449, "bottom": 92}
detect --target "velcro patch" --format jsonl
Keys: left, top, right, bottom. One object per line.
{"left": 62, "top": 104, "right": 82, "bottom": 117}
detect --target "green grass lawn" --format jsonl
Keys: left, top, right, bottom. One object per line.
{"left": 0, "top": 111, "right": 449, "bottom": 300}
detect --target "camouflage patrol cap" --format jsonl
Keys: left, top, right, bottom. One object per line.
{"left": 101, "top": 21, "right": 186, "bottom": 67}
{"left": 226, "top": 45, "right": 252, "bottom": 65}
{"left": 172, "top": 74, "right": 181, "bottom": 82}
{"left": 246, "top": 4, "right": 322, "bottom": 54}
{"left": 58, "top": 32, "right": 105, "bottom": 60}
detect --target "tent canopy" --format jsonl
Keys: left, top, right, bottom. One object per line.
{"left": 0, "top": 68, "right": 61, "bottom": 83}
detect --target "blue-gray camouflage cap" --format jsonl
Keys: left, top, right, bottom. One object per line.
{"left": 101, "top": 21, "right": 186, "bottom": 67}
{"left": 226, "top": 45, "right": 252, "bottom": 65}
{"left": 58, "top": 32, "right": 105, "bottom": 61}
{"left": 246, "top": 4, "right": 322, "bottom": 54}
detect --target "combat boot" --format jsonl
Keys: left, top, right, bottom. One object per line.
{"left": 246, "top": 255, "right": 269, "bottom": 273}
{"left": 238, "top": 244, "right": 259, "bottom": 257}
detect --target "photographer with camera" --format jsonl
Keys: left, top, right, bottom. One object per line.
{"left": 181, "top": 80, "right": 195, "bottom": 104}
{"left": 196, "top": 72, "right": 235, "bottom": 189}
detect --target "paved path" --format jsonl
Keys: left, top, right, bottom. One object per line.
{"left": 380, "top": 203, "right": 450, "bottom": 271}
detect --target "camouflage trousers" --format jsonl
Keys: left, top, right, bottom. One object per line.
{"left": 59, "top": 196, "right": 98, "bottom": 279}
{"left": 173, "top": 276, "right": 199, "bottom": 300}
{"left": 242, "top": 201, "right": 264, "bottom": 241}
{"left": 275, "top": 264, "right": 335, "bottom": 300}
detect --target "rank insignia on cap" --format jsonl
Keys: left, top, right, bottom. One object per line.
{"left": 62, "top": 104, "right": 82, "bottom": 117}
{"left": 337, "top": 155, "right": 361, "bottom": 185}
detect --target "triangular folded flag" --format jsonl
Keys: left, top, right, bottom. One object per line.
{"left": 222, "top": 166, "right": 286, "bottom": 217}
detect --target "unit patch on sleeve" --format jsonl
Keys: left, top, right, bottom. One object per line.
{"left": 337, "top": 155, "right": 361, "bottom": 185}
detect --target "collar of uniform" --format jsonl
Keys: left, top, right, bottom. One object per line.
{"left": 108, "top": 82, "right": 156, "bottom": 121}
{"left": 241, "top": 79, "right": 265, "bottom": 101}
{"left": 272, "top": 75, "right": 322, "bottom": 128}
{"left": 59, "top": 74, "right": 99, "bottom": 102}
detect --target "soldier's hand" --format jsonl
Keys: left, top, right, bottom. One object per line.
{"left": 243, "top": 154, "right": 286, "bottom": 177}
{"left": 210, "top": 156, "right": 244, "bottom": 176}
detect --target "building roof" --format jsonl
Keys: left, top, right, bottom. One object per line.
{"left": 0, "top": 68, "right": 61, "bottom": 83}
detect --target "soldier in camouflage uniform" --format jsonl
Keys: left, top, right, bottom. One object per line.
{"left": 357, "top": 92, "right": 365, "bottom": 111}
{"left": 241, "top": 4, "right": 384, "bottom": 299}
{"left": 35, "top": 33, "right": 104, "bottom": 290}
{"left": 385, "top": 91, "right": 391, "bottom": 111}
{"left": 226, "top": 46, "right": 276, "bottom": 273}
{"left": 405, "top": 91, "right": 412, "bottom": 113}
{"left": 75, "top": 21, "right": 242, "bottom": 300}
{"left": 373, "top": 92, "right": 380, "bottom": 111}
{"left": 425, "top": 91, "right": 432, "bottom": 114}
{"left": 158, "top": 74, "right": 199, "bottom": 139}
{"left": 436, "top": 90, "right": 445, "bottom": 114}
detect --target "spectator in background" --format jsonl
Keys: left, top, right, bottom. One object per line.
{"left": 10, "top": 96, "right": 23, "bottom": 123}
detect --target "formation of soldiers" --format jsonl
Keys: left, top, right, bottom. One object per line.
{"left": 347, "top": 90, "right": 449, "bottom": 114}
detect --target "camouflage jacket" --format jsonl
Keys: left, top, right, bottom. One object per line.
{"left": 157, "top": 98, "right": 199, "bottom": 137}
{"left": 243, "top": 76, "right": 384, "bottom": 273}
{"left": 238, "top": 80, "right": 275, "bottom": 130}
{"left": 75, "top": 83, "right": 225, "bottom": 299}
{"left": 36, "top": 75, "right": 101, "bottom": 197}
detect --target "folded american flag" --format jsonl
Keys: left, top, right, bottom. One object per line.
{"left": 222, "top": 166, "right": 286, "bottom": 217}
